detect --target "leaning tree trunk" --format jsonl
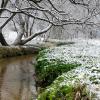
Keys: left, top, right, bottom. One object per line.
{"left": 0, "top": 29, "right": 8, "bottom": 46}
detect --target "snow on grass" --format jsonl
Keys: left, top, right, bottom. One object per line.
{"left": 38, "top": 39, "right": 100, "bottom": 99}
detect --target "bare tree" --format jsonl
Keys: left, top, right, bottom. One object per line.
{"left": 0, "top": 0, "right": 100, "bottom": 46}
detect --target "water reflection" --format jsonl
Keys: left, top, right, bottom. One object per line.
{"left": 0, "top": 55, "right": 36, "bottom": 100}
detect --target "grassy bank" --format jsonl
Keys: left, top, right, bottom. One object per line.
{"left": 36, "top": 49, "right": 81, "bottom": 87}
{"left": 36, "top": 40, "right": 100, "bottom": 100}
{"left": 0, "top": 46, "right": 40, "bottom": 58}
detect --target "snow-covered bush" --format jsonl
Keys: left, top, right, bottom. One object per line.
{"left": 37, "top": 40, "right": 100, "bottom": 99}
{"left": 36, "top": 48, "right": 81, "bottom": 87}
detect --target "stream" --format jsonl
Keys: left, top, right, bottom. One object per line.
{"left": 0, "top": 55, "right": 37, "bottom": 100}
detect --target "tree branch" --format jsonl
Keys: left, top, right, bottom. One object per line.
{"left": 0, "top": 13, "right": 16, "bottom": 29}
{"left": 69, "top": 0, "right": 88, "bottom": 6}
{"left": 47, "top": 0, "right": 64, "bottom": 13}
{"left": 22, "top": 24, "right": 52, "bottom": 44}
{"left": 21, "top": 7, "right": 59, "bottom": 20}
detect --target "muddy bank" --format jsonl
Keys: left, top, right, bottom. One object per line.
{"left": 0, "top": 46, "right": 40, "bottom": 58}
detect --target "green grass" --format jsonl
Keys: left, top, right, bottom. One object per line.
{"left": 35, "top": 49, "right": 81, "bottom": 87}
{"left": 37, "top": 73, "right": 90, "bottom": 100}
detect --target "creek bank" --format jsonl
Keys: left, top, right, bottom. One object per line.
{"left": 35, "top": 40, "right": 100, "bottom": 100}
{"left": 35, "top": 49, "right": 81, "bottom": 87}
{"left": 0, "top": 46, "right": 40, "bottom": 58}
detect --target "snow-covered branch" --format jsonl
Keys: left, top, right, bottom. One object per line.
{"left": 22, "top": 24, "right": 52, "bottom": 44}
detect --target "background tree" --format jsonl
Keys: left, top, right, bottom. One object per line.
{"left": 0, "top": 0, "right": 100, "bottom": 46}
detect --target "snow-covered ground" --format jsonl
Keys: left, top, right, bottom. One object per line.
{"left": 40, "top": 39, "right": 100, "bottom": 99}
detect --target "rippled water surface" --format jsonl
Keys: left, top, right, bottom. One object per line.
{"left": 0, "top": 55, "right": 36, "bottom": 100}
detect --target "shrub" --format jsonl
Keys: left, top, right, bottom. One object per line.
{"left": 36, "top": 40, "right": 100, "bottom": 99}
{"left": 37, "top": 72, "right": 90, "bottom": 100}
{"left": 36, "top": 49, "right": 81, "bottom": 87}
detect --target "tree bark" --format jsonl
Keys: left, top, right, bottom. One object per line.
{"left": 0, "top": 29, "right": 8, "bottom": 46}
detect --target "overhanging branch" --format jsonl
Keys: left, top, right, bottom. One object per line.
{"left": 69, "top": 0, "right": 88, "bottom": 6}
{"left": 0, "top": 13, "right": 16, "bottom": 29}
{"left": 22, "top": 24, "right": 52, "bottom": 44}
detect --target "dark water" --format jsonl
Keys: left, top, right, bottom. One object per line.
{"left": 0, "top": 55, "right": 37, "bottom": 100}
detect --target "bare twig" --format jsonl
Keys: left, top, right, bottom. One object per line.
{"left": 0, "top": 13, "right": 16, "bottom": 29}
{"left": 47, "top": 0, "right": 65, "bottom": 13}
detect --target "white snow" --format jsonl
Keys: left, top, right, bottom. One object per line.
{"left": 4, "top": 31, "right": 17, "bottom": 44}
{"left": 42, "top": 39, "right": 100, "bottom": 99}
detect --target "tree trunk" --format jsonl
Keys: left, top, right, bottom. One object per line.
{"left": 0, "top": 30, "right": 8, "bottom": 46}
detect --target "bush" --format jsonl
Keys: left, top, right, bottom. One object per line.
{"left": 36, "top": 49, "right": 81, "bottom": 87}
{"left": 36, "top": 40, "right": 100, "bottom": 99}
{"left": 37, "top": 72, "right": 90, "bottom": 100}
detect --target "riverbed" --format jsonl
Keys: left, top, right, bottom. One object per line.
{"left": 0, "top": 55, "right": 37, "bottom": 100}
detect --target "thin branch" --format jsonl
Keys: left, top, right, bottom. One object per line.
{"left": 69, "top": 0, "right": 88, "bottom": 6}
{"left": 0, "top": 13, "right": 16, "bottom": 29}
{"left": 0, "top": 7, "right": 98, "bottom": 28}
{"left": 28, "top": 0, "right": 42, "bottom": 3}
{"left": 21, "top": 7, "right": 59, "bottom": 20}
{"left": 0, "top": 8, "right": 21, "bottom": 13}
{"left": 0, "top": 16, "right": 9, "bottom": 18}
{"left": 0, "top": 7, "right": 56, "bottom": 24}
{"left": 12, "top": 19, "right": 19, "bottom": 34}
{"left": 16, "top": 9, "right": 55, "bottom": 24}
{"left": 0, "top": 7, "right": 55, "bottom": 25}
{"left": 47, "top": 0, "right": 64, "bottom": 13}
{"left": 30, "top": 18, "right": 35, "bottom": 35}
{"left": 27, "top": 0, "right": 43, "bottom": 8}
{"left": 22, "top": 24, "right": 52, "bottom": 44}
